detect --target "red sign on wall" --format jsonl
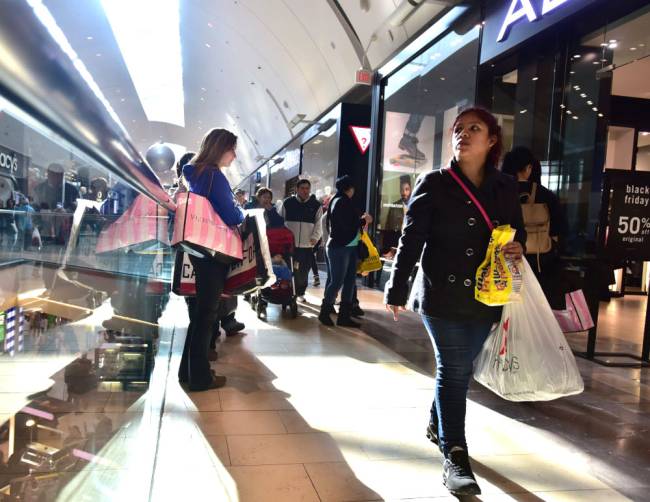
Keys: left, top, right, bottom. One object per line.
{"left": 349, "top": 126, "right": 371, "bottom": 155}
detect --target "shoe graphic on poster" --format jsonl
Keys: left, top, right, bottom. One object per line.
{"left": 398, "top": 135, "right": 426, "bottom": 161}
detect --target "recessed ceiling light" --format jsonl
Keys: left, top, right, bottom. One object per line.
{"left": 570, "top": 71, "right": 575, "bottom": 74}
{"left": 573, "top": 85, "right": 580, "bottom": 90}
{"left": 440, "top": 77, "right": 445, "bottom": 80}
{"left": 572, "top": 116, "right": 578, "bottom": 119}
{"left": 520, "top": 109, "right": 527, "bottom": 114}
{"left": 560, "top": 104, "right": 565, "bottom": 109}
{"left": 573, "top": 54, "right": 581, "bottom": 58}
{"left": 205, "top": 43, "right": 211, "bottom": 48}
{"left": 600, "top": 42, "right": 608, "bottom": 47}
{"left": 96, "top": 53, "right": 101, "bottom": 56}
{"left": 592, "top": 107, "right": 598, "bottom": 111}
{"left": 593, "top": 61, "right": 600, "bottom": 65}
{"left": 598, "top": 113, "right": 604, "bottom": 117}
{"left": 532, "top": 77, "right": 538, "bottom": 81}
{"left": 201, "top": 87, "right": 206, "bottom": 91}
{"left": 640, "top": 43, "right": 646, "bottom": 47}
{"left": 120, "top": 98, "right": 125, "bottom": 102}
{"left": 609, "top": 39, "right": 617, "bottom": 43}
{"left": 567, "top": 110, "right": 572, "bottom": 114}
{"left": 608, "top": 43, "right": 618, "bottom": 49}
{"left": 630, "top": 47, "right": 637, "bottom": 51}
{"left": 587, "top": 100, "right": 593, "bottom": 105}
{"left": 101, "top": 0, "right": 185, "bottom": 127}
{"left": 207, "top": 22, "right": 213, "bottom": 28}
{"left": 87, "top": 36, "right": 93, "bottom": 40}
{"left": 580, "top": 93, "right": 587, "bottom": 97}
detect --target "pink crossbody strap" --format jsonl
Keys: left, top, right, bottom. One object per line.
{"left": 445, "top": 168, "right": 494, "bottom": 232}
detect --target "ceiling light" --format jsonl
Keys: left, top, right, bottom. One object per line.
{"left": 608, "top": 43, "right": 618, "bottom": 49}
{"left": 609, "top": 39, "right": 617, "bottom": 43}
{"left": 520, "top": 109, "right": 527, "bottom": 114}
{"left": 630, "top": 47, "right": 637, "bottom": 51}
{"left": 572, "top": 116, "right": 578, "bottom": 119}
{"left": 570, "top": 71, "right": 575, "bottom": 74}
{"left": 96, "top": 53, "right": 101, "bottom": 57}
{"left": 593, "top": 61, "right": 600, "bottom": 64}
{"left": 532, "top": 77, "right": 538, "bottom": 81}
{"left": 86, "top": 36, "right": 93, "bottom": 40}
{"left": 205, "top": 43, "right": 211, "bottom": 48}
{"left": 592, "top": 107, "right": 598, "bottom": 111}
{"left": 598, "top": 113, "right": 604, "bottom": 117}
{"left": 640, "top": 43, "right": 646, "bottom": 47}
{"left": 566, "top": 110, "right": 572, "bottom": 114}
{"left": 573, "top": 85, "right": 580, "bottom": 90}
{"left": 560, "top": 104, "right": 565, "bottom": 109}
{"left": 600, "top": 42, "right": 608, "bottom": 47}
{"left": 101, "top": 0, "right": 185, "bottom": 127}
{"left": 573, "top": 54, "right": 581, "bottom": 58}
{"left": 580, "top": 93, "right": 586, "bottom": 98}
{"left": 440, "top": 77, "right": 446, "bottom": 80}
{"left": 207, "top": 22, "right": 213, "bottom": 28}
{"left": 587, "top": 100, "right": 593, "bottom": 105}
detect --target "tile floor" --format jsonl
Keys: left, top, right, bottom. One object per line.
{"left": 2, "top": 281, "right": 649, "bottom": 501}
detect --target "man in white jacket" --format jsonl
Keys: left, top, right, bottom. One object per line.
{"left": 279, "top": 179, "right": 323, "bottom": 301}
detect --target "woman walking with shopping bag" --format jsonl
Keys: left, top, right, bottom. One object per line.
{"left": 384, "top": 108, "right": 525, "bottom": 496}
{"left": 177, "top": 129, "right": 244, "bottom": 391}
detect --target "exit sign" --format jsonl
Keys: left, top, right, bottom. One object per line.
{"left": 355, "top": 69, "right": 373, "bottom": 86}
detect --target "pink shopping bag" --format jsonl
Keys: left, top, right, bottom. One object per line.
{"left": 96, "top": 194, "right": 170, "bottom": 253}
{"left": 171, "top": 191, "right": 242, "bottom": 264}
{"left": 553, "top": 290, "right": 595, "bottom": 333}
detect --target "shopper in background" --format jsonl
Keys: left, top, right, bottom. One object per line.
{"left": 385, "top": 108, "right": 525, "bottom": 497}
{"left": 33, "top": 163, "right": 80, "bottom": 212}
{"left": 279, "top": 179, "right": 323, "bottom": 302}
{"left": 245, "top": 187, "right": 285, "bottom": 228}
{"left": 319, "top": 175, "right": 372, "bottom": 328}
{"left": 178, "top": 129, "right": 244, "bottom": 391}
{"left": 235, "top": 189, "right": 247, "bottom": 207}
{"left": 502, "top": 146, "right": 567, "bottom": 306}
{"left": 15, "top": 195, "right": 35, "bottom": 250}
{"left": 3, "top": 198, "right": 17, "bottom": 248}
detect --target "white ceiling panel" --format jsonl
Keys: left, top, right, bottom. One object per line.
{"left": 42, "top": 0, "right": 450, "bottom": 185}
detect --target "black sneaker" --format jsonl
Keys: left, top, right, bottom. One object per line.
{"left": 425, "top": 422, "right": 439, "bottom": 447}
{"left": 313, "top": 277, "right": 320, "bottom": 287}
{"left": 442, "top": 447, "right": 481, "bottom": 496}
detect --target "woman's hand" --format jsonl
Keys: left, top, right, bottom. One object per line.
{"left": 362, "top": 212, "right": 373, "bottom": 224}
{"left": 502, "top": 241, "right": 523, "bottom": 261}
{"left": 385, "top": 304, "right": 406, "bottom": 321}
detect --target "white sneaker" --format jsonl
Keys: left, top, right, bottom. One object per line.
{"left": 297, "top": 296, "right": 306, "bottom": 303}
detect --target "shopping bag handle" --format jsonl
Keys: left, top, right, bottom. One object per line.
{"left": 445, "top": 168, "right": 494, "bottom": 232}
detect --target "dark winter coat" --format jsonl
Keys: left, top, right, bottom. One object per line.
{"left": 384, "top": 162, "right": 526, "bottom": 322}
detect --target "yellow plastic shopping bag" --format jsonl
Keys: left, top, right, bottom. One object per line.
{"left": 475, "top": 225, "right": 523, "bottom": 306}
{"left": 357, "top": 231, "right": 382, "bottom": 274}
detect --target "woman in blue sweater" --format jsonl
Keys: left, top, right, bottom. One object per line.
{"left": 178, "top": 128, "right": 244, "bottom": 391}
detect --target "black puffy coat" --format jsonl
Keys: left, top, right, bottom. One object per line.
{"left": 384, "top": 162, "right": 526, "bottom": 322}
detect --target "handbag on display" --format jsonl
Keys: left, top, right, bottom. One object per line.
{"left": 171, "top": 189, "right": 243, "bottom": 264}
{"left": 553, "top": 289, "right": 595, "bottom": 333}
{"left": 473, "top": 259, "right": 584, "bottom": 402}
{"left": 96, "top": 194, "right": 170, "bottom": 254}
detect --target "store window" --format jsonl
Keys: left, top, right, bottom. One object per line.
{"left": 300, "top": 121, "right": 338, "bottom": 208}
{"left": 269, "top": 147, "right": 300, "bottom": 206}
{"left": 376, "top": 10, "right": 481, "bottom": 266}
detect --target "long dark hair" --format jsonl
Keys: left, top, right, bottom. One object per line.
{"left": 453, "top": 107, "right": 503, "bottom": 167}
{"left": 191, "top": 128, "right": 237, "bottom": 176}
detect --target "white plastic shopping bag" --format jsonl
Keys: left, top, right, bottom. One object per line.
{"left": 473, "top": 259, "right": 584, "bottom": 402}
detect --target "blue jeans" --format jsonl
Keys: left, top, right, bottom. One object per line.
{"left": 421, "top": 316, "right": 493, "bottom": 455}
{"left": 323, "top": 245, "right": 357, "bottom": 305}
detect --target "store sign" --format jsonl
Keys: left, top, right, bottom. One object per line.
{"left": 497, "top": 0, "right": 571, "bottom": 42}
{"left": 480, "top": 0, "right": 597, "bottom": 63}
{"left": 0, "top": 145, "right": 28, "bottom": 178}
{"left": 604, "top": 171, "right": 650, "bottom": 261}
{"left": 349, "top": 126, "right": 371, "bottom": 154}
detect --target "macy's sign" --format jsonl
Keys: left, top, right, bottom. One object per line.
{"left": 497, "top": 0, "right": 571, "bottom": 42}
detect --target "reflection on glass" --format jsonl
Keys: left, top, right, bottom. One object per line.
{"left": 376, "top": 9, "right": 480, "bottom": 278}
{"left": 0, "top": 92, "right": 172, "bottom": 499}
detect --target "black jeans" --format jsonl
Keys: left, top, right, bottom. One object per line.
{"left": 293, "top": 247, "right": 313, "bottom": 296}
{"left": 179, "top": 255, "right": 227, "bottom": 388}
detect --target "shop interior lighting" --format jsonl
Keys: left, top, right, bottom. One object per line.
{"left": 608, "top": 43, "right": 618, "bottom": 49}
{"left": 592, "top": 107, "right": 598, "bottom": 111}
{"left": 598, "top": 113, "right": 604, "bottom": 117}
{"left": 572, "top": 116, "right": 579, "bottom": 120}
{"left": 580, "top": 93, "right": 587, "bottom": 98}
{"left": 101, "top": 0, "right": 185, "bottom": 127}
{"left": 566, "top": 110, "right": 572, "bottom": 114}
{"left": 587, "top": 100, "right": 593, "bottom": 105}
{"left": 532, "top": 76, "right": 539, "bottom": 81}
{"left": 519, "top": 109, "right": 527, "bottom": 114}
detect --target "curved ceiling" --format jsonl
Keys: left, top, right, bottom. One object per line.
{"left": 43, "top": 0, "right": 453, "bottom": 185}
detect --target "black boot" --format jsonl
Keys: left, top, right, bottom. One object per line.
{"left": 221, "top": 313, "right": 245, "bottom": 336}
{"left": 318, "top": 302, "right": 334, "bottom": 326}
{"left": 426, "top": 402, "right": 439, "bottom": 448}
{"left": 337, "top": 303, "right": 361, "bottom": 328}
{"left": 442, "top": 447, "right": 481, "bottom": 496}
{"left": 351, "top": 304, "right": 365, "bottom": 317}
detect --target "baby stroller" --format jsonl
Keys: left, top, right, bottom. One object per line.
{"left": 251, "top": 227, "right": 298, "bottom": 319}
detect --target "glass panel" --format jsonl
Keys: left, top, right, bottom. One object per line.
{"left": 605, "top": 126, "right": 635, "bottom": 170}
{"left": 269, "top": 148, "right": 300, "bottom": 206}
{"left": 375, "top": 8, "right": 480, "bottom": 283}
{"left": 0, "top": 93, "right": 171, "bottom": 498}
{"left": 300, "top": 123, "right": 338, "bottom": 206}
{"left": 636, "top": 131, "right": 650, "bottom": 172}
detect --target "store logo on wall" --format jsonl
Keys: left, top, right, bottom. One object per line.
{"left": 0, "top": 151, "right": 18, "bottom": 173}
{"left": 497, "top": 0, "right": 571, "bottom": 42}
{"left": 349, "top": 126, "right": 371, "bottom": 154}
